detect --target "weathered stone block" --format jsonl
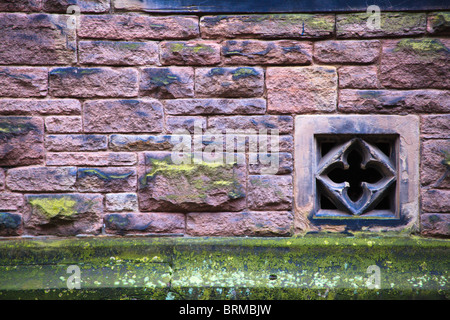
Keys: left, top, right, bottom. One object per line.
{"left": 0, "top": 0, "right": 41, "bottom": 11}
{"left": 140, "top": 67, "right": 194, "bottom": 99}
{"left": 165, "top": 116, "right": 206, "bottom": 134}
{"left": 200, "top": 14, "right": 334, "bottom": 39}
{"left": 208, "top": 115, "right": 293, "bottom": 134}
{"left": 336, "top": 12, "right": 426, "bottom": 38}
{"left": 248, "top": 153, "right": 293, "bottom": 175}
{"left": 186, "top": 211, "right": 293, "bottom": 236}
{"left": 248, "top": 175, "right": 293, "bottom": 211}
{"left": 427, "top": 12, "right": 450, "bottom": 35}
{"left": 0, "top": 67, "right": 47, "bottom": 97}
{"left": 43, "top": 0, "right": 110, "bottom": 12}
{"left": 76, "top": 168, "right": 137, "bottom": 192}
{"left": 45, "top": 116, "right": 82, "bottom": 133}
{"left": 83, "top": 99, "right": 163, "bottom": 133}
{"left": 49, "top": 67, "right": 138, "bottom": 98}
{"left": 380, "top": 39, "right": 450, "bottom": 89}
{"left": 6, "top": 167, "right": 77, "bottom": 192}
{"left": 165, "top": 98, "right": 266, "bottom": 115}
{"left": 421, "top": 115, "right": 450, "bottom": 139}
{"left": 46, "top": 152, "right": 137, "bottom": 166}
{"left": 338, "top": 66, "right": 379, "bottom": 89}
{"left": 222, "top": 40, "right": 312, "bottom": 65}
{"left": 79, "top": 15, "right": 199, "bottom": 40}
{"left": 266, "top": 66, "right": 337, "bottom": 114}
{"left": 0, "top": 193, "right": 24, "bottom": 211}
{"left": 195, "top": 67, "right": 264, "bottom": 98}
{"left": 338, "top": 90, "right": 450, "bottom": 114}
{"left": 138, "top": 152, "right": 246, "bottom": 212}
{"left": 109, "top": 134, "right": 183, "bottom": 151}
{"left": 422, "top": 189, "right": 450, "bottom": 213}
{"left": 0, "top": 212, "right": 22, "bottom": 236}
{"left": 160, "top": 41, "right": 221, "bottom": 65}
{"left": 0, "top": 13, "right": 76, "bottom": 65}
{"left": 105, "top": 193, "right": 139, "bottom": 212}
{"left": 79, "top": 41, "right": 159, "bottom": 66}
{"left": 45, "top": 134, "right": 107, "bottom": 152}
{"left": 0, "top": 116, "right": 44, "bottom": 166}
{"left": 421, "top": 139, "right": 450, "bottom": 189}
{"left": 0, "top": 99, "right": 81, "bottom": 116}
{"left": 104, "top": 212, "right": 185, "bottom": 235}
{"left": 314, "top": 40, "right": 380, "bottom": 64}
{"left": 421, "top": 213, "right": 450, "bottom": 237}
{"left": 24, "top": 193, "right": 103, "bottom": 235}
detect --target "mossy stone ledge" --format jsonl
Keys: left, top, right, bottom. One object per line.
{"left": 0, "top": 236, "right": 448, "bottom": 300}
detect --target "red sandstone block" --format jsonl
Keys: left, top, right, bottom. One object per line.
{"left": 421, "top": 115, "right": 450, "bottom": 139}
{"left": 160, "top": 41, "right": 221, "bottom": 65}
{"left": 0, "top": 192, "right": 24, "bottom": 211}
{"left": 140, "top": 67, "right": 194, "bottom": 99}
{"left": 427, "top": 12, "right": 450, "bottom": 35}
{"left": 75, "top": 167, "right": 137, "bottom": 193}
{"left": 421, "top": 139, "right": 450, "bottom": 189}
{"left": 6, "top": 166, "right": 77, "bottom": 192}
{"left": 338, "top": 90, "right": 450, "bottom": 114}
{"left": 0, "top": 13, "right": 75, "bottom": 65}
{"left": 42, "top": 0, "right": 110, "bottom": 12}
{"left": 422, "top": 189, "right": 450, "bottom": 213}
{"left": 336, "top": 12, "right": 426, "bottom": 38}
{"left": 314, "top": 40, "right": 380, "bottom": 64}
{"left": 248, "top": 175, "right": 293, "bottom": 210}
{"left": 0, "top": 212, "right": 22, "bottom": 236}
{"left": 165, "top": 116, "right": 206, "bottom": 134}
{"left": 266, "top": 66, "right": 337, "bottom": 114}
{"left": 45, "top": 116, "right": 82, "bottom": 133}
{"left": 45, "top": 134, "right": 107, "bottom": 152}
{"left": 338, "top": 66, "right": 379, "bottom": 89}
{"left": 79, "top": 15, "right": 199, "bottom": 40}
{"left": 24, "top": 193, "right": 104, "bottom": 236}
{"left": 104, "top": 212, "right": 185, "bottom": 235}
{"left": 421, "top": 213, "right": 450, "bottom": 237}
{"left": 0, "top": 99, "right": 81, "bottom": 116}
{"left": 0, "top": 0, "right": 41, "bottom": 11}
{"left": 83, "top": 99, "right": 164, "bottom": 133}
{"left": 137, "top": 152, "right": 247, "bottom": 213}
{"left": 79, "top": 41, "right": 159, "bottom": 66}
{"left": 0, "top": 67, "right": 47, "bottom": 98}
{"left": 105, "top": 193, "right": 139, "bottom": 212}
{"left": 380, "top": 39, "right": 450, "bottom": 89}
{"left": 222, "top": 40, "right": 312, "bottom": 65}
{"left": 208, "top": 115, "right": 293, "bottom": 134}
{"left": 186, "top": 211, "right": 293, "bottom": 236}
{"left": 195, "top": 67, "right": 264, "bottom": 98}
{"left": 164, "top": 98, "right": 266, "bottom": 115}
{"left": 49, "top": 67, "right": 138, "bottom": 98}
{"left": 248, "top": 153, "right": 293, "bottom": 175}
{"left": 46, "top": 152, "right": 137, "bottom": 166}
{"left": 0, "top": 116, "right": 44, "bottom": 166}
{"left": 200, "top": 14, "right": 334, "bottom": 39}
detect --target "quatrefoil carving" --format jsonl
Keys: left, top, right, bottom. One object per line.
{"left": 316, "top": 138, "right": 396, "bottom": 216}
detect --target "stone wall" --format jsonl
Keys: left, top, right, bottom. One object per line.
{"left": 0, "top": 1, "right": 448, "bottom": 238}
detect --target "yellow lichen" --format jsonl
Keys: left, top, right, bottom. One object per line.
{"left": 29, "top": 197, "right": 77, "bottom": 219}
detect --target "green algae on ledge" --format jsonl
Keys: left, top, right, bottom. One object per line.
{"left": 0, "top": 236, "right": 448, "bottom": 300}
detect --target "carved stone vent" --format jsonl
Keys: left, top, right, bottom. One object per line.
{"left": 295, "top": 115, "right": 420, "bottom": 231}
{"left": 316, "top": 136, "right": 397, "bottom": 218}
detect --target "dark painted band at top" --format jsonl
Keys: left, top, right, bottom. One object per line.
{"left": 128, "top": 0, "right": 450, "bottom": 13}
